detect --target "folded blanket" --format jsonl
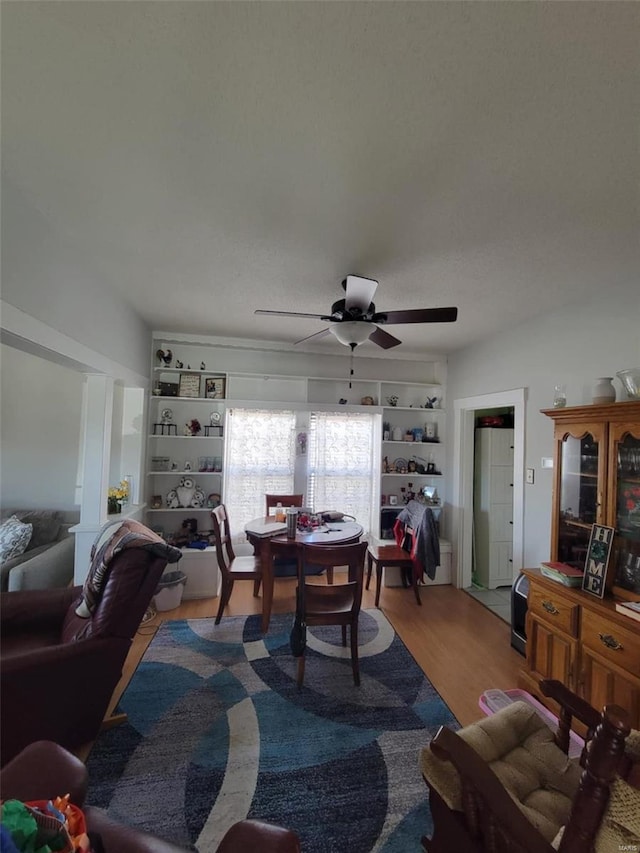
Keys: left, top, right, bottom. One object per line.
{"left": 76, "top": 519, "right": 182, "bottom": 617}
{"left": 394, "top": 500, "right": 440, "bottom": 581}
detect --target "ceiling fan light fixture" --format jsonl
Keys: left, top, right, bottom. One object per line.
{"left": 329, "top": 321, "right": 375, "bottom": 347}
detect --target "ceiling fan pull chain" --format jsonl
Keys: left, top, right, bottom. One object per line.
{"left": 349, "top": 342, "right": 356, "bottom": 388}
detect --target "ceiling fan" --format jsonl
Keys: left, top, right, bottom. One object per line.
{"left": 255, "top": 275, "right": 457, "bottom": 350}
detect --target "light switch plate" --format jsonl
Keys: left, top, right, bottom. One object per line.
{"left": 526, "top": 468, "right": 535, "bottom": 485}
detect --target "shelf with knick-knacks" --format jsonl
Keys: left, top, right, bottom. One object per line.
{"left": 147, "top": 375, "right": 227, "bottom": 529}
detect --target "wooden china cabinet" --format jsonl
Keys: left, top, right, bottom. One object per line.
{"left": 519, "top": 401, "right": 640, "bottom": 728}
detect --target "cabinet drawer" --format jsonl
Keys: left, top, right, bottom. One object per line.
{"left": 580, "top": 610, "right": 640, "bottom": 673}
{"left": 528, "top": 587, "right": 579, "bottom": 637}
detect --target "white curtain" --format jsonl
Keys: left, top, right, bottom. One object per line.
{"left": 307, "top": 410, "right": 378, "bottom": 536}
{"left": 224, "top": 408, "right": 297, "bottom": 536}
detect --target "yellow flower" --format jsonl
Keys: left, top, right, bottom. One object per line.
{"left": 108, "top": 480, "right": 129, "bottom": 501}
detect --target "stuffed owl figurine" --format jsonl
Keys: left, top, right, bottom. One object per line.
{"left": 170, "top": 476, "right": 206, "bottom": 508}
{"left": 166, "top": 488, "right": 180, "bottom": 509}
{"left": 176, "top": 476, "right": 196, "bottom": 508}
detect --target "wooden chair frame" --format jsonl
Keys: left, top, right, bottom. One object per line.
{"left": 211, "top": 504, "right": 262, "bottom": 624}
{"left": 294, "top": 541, "right": 368, "bottom": 688}
{"left": 421, "top": 679, "right": 632, "bottom": 853}
{"left": 265, "top": 494, "right": 304, "bottom": 515}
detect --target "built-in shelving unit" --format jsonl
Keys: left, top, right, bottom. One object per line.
{"left": 379, "top": 382, "right": 446, "bottom": 538}
{"left": 147, "top": 339, "right": 448, "bottom": 540}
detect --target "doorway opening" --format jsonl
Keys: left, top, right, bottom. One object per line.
{"left": 451, "top": 389, "right": 526, "bottom": 624}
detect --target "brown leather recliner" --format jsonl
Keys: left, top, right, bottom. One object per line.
{"left": 0, "top": 741, "right": 302, "bottom": 853}
{"left": 1, "top": 525, "right": 177, "bottom": 767}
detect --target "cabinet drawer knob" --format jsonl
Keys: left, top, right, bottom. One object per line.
{"left": 542, "top": 600, "right": 559, "bottom": 615}
{"left": 599, "top": 633, "right": 623, "bottom": 651}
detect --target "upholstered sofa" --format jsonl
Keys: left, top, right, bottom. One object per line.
{"left": 0, "top": 509, "right": 75, "bottom": 592}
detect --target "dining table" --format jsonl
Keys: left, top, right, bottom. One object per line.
{"left": 244, "top": 517, "right": 364, "bottom": 633}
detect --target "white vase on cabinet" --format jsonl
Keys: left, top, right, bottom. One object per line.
{"left": 592, "top": 377, "right": 616, "bottom": 405}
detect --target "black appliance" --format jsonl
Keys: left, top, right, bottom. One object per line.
{"left": 511, "top": 571, "right": 529, "bottom": 656}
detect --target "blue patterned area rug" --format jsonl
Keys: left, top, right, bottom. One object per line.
{"left": 86, "top": 610, "right": 459, "bottom": 852}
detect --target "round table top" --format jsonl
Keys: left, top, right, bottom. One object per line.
{"left": 245, "top": 518, "right": 363, "bottom": 545}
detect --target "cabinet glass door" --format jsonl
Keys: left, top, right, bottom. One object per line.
{"left": 611, "top": 425, "right": 640, "bottom": 597}
{"left": 556, "top": 427, "right": 603, "bottom": 566}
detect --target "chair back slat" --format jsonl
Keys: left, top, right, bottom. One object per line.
{"left": 211, "top": 504, "right": 236, "bottom": 571}
{"left": 265, "top": 494, "right": 304, "bottom": 515}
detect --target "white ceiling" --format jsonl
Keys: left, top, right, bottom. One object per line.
{"left": 3, "top": 2, "right": 638, "bottom": 358}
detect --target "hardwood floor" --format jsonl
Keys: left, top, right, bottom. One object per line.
{"left": 103, "top": 579, "right": 523, "bottom": 745}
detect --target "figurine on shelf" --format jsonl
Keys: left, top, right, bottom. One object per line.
{"left": 167, "top": 476, "right": 206, "bottom": 509}
{"left": 424, "top": 397, "right": 439, "bottom": 409}
{"left": 175, "top": 360, "right": 184, "bottom": 369}
{"left": 184, "top": 418, "right": 202, "bottom": 436}
{"left": 156, "top": 348, "right": 172, "bottom": 366}
{"left": 200, "top": 362, "right": 206, "bottom": 370}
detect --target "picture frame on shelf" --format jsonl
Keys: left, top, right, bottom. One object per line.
{"left": 151, "top": 456, "right": 171, "bottom": 472}
{"left": 582, "top": 523, "right": 615, "bottom": 598}
{"left": 389, "top": 495, "right": 398, "bottom": 506}
{"left": 179, "top": 373, "right": 202, "bottom": 398}
{"left": 150, "top": 495, "right": 163, "bottom": 509}
{"left": 158, "top": 381, "right": 179, "bottom": 397}
{"left": 205, "top": 377, "right": 226, "bottom": 399}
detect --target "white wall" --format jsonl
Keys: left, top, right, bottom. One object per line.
{"left": 446, "top": 292, "right": 640, "bottom": 571}
{"left": 0, "top": 344, "right": 83, "bottom": 513}
{"left": 2, "top": 178, "right": 152, "bottom": 379}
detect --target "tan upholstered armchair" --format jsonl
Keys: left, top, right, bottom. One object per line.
{"left": 419, "top": 679, "right": 640, "bottom": 853}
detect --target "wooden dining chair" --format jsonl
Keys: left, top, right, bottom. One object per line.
{"left": 265, "top": 494, "right": 304, "bottom": 516}
{"left": 294, "top": 541, "right": 368, "bottom": 688}
{"left": 211, "top": 504, "right": 262, "bottom": 624}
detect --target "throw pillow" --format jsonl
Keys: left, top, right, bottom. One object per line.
{"left": 13, "top": 510, "right": 62, "bottom": 550}
{"left": 0, "top": 516, "right": 33, "bottom": 566}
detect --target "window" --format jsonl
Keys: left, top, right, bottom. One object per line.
{"left": 224, "top": 407, "right": 379, "bottom": 540}
{"left": 224, "top": 408, "right": 296, "bottom": 534}
{"left": 307, "top": 411, "right": 378, "bottom": 535}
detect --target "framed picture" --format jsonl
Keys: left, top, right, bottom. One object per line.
{"left": 582, "top": 524, "right": 615, "bottom": 598}
{"left": 205, "top": 377, "right": 226, "bottom": 399}
{"left": 389, "top": 495, "right": 398, "bottom": 506}
{"left": 179, "top": 373, "right": 202, "bottom": 398}
{"left": 158, "top": 381, "right": 179, "bottom": 397}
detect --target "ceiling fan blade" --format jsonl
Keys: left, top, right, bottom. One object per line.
{"left": 294, "top": 327, "right": 332, "bottom": 345}
{"left": 368, "top": 326, "right": 402, "bottom": 349}
{"left": 255, "top": 309, "right": 326, "bottom": 320}
{"left": 374, "top": 307, "right": 458, "bottom": 325}
{"left": 344, "top": 275, "right": 378, "bottom": 313}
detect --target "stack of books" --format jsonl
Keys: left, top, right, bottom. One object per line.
{"left": 540, "top": 561, "right": 584, "bottom": 587}
{"left": 614, "top": 600, "right": 640, "bottom": 623}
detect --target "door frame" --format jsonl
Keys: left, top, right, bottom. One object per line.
{"left": 452, "top": 388, "right": 526, "bottom": 588}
